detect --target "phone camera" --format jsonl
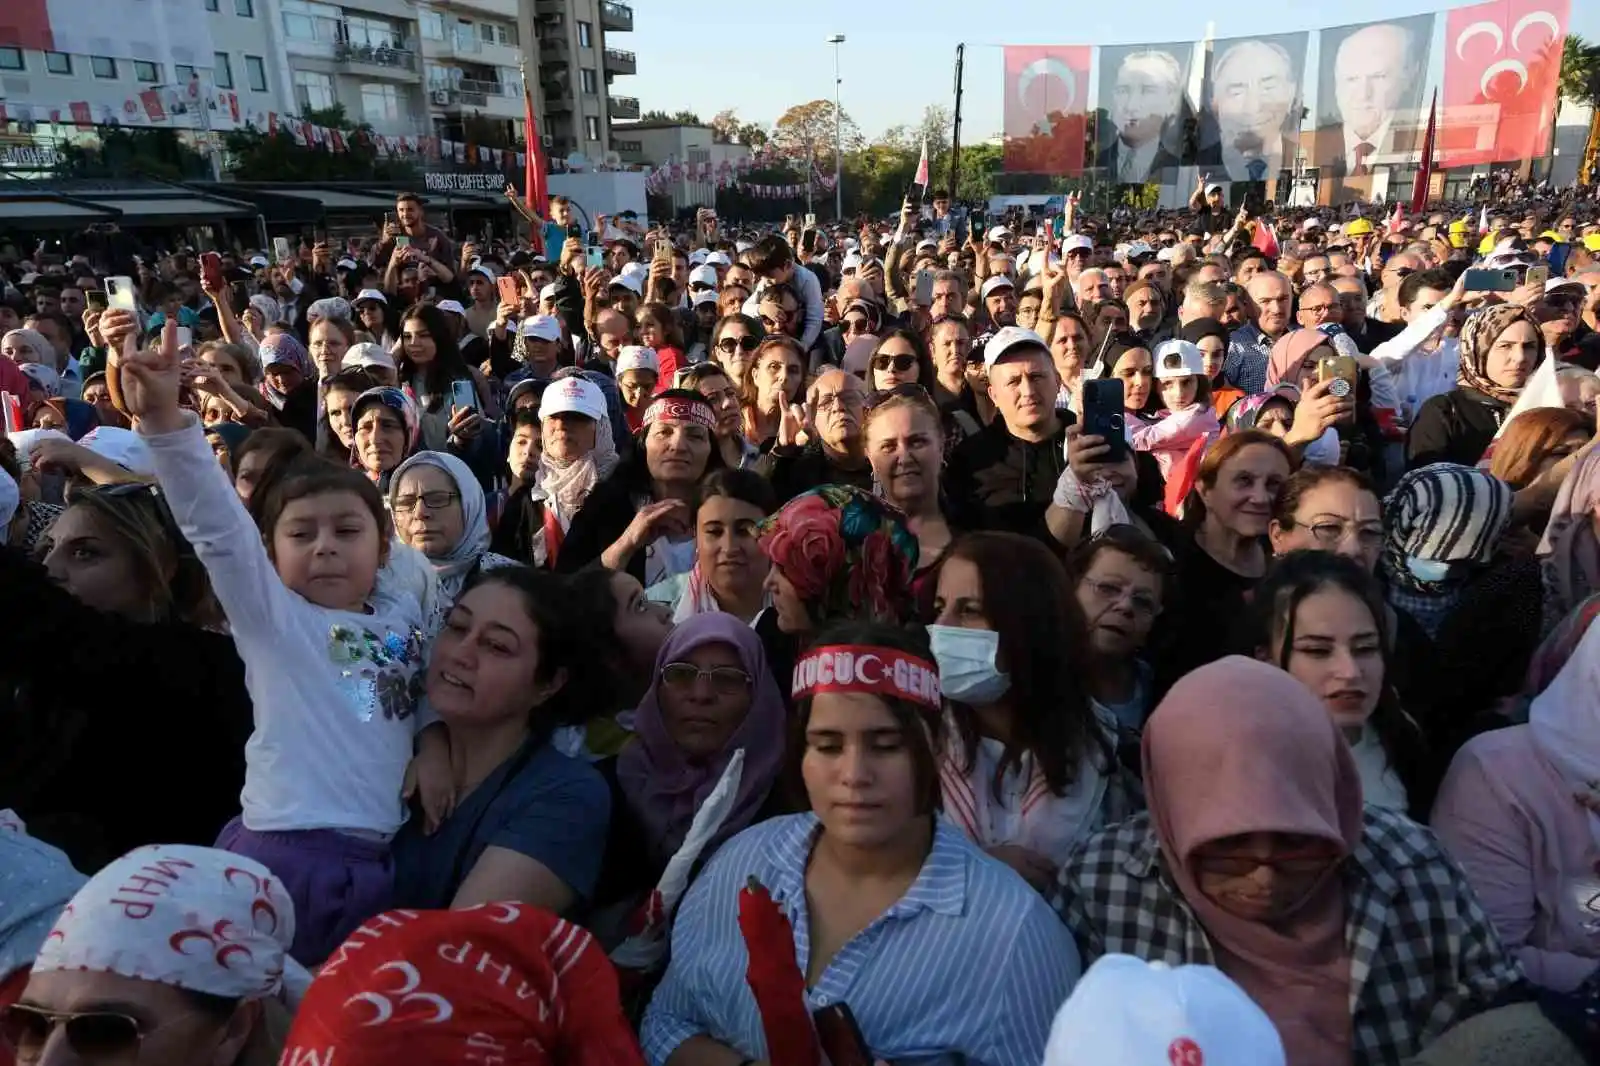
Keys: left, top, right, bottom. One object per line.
{"left": 1108, "top": 413, "right": 1125, "bottom": 432}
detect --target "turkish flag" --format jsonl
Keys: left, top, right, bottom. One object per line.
{"left": 1440, "top": 0, "right": 1568, "bottom": 165}
{"left": 1004, "top": 45, "right": 1091, "bottom": 175}
{"left": 69, "top": 101, "right": 92, "bottom": 129}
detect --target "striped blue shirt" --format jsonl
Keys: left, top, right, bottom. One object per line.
{"left": 640, "top": 813, "right": 1079, "bottom": 1066}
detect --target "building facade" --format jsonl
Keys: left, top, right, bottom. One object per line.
{"left": 611, "top": 120, "right": 754, "bottom": 211}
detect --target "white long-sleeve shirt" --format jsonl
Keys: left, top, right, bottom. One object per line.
{"left": 740, "top": 261, "right": 826, "bottom": 350}
{"left": 144, "top": 414, "right": 426, "bottom": 836}
{"left": 1367, "top": 306, "right": 1461, "bottom": 415}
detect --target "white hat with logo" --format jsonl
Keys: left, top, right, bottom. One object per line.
{"left": 537, "top": 375, "right": 606, "bottom": 421}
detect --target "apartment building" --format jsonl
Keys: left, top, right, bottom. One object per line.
{"left": 531, "top": 0, "right": 635, "bottom": 161}
{"left": 611, "top": 120, "right": 753, "bottom": 211}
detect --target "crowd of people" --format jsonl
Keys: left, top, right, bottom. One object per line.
{"left": 5, "top": 175, "right": 1600, "bottom": 1065}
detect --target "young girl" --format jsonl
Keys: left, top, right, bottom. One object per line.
{"left": 118, "top": 323, "right": 442, "bottom": 966}
{"left": 615, "top": 345, "right": 660, "bottom": 432}
{"left": 1130, "top": 338, "right": 1221, "bottom": 480}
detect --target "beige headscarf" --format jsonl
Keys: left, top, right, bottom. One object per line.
{"left": 1457, "top": 303, "right": 1537, "bottom": 405}
{"left": 1144, "top": 656, "right": 1364, "bottom": 1066}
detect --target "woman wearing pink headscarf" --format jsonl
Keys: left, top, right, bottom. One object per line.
{"left": 1054, "top": 656, "right": 1520, "bottom": 1066}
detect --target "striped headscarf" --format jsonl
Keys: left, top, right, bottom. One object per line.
{"left": 1457, "top": 303, "right": 1538, "bottom": 405}
{"left": 1380, "top": 463, "right": 1512, "bottom": 635}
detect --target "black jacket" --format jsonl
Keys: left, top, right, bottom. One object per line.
{"left": 944, "top": 414, "right": 1074, "bottom": 545}
{"left": 1406, "top": 387, "right": 1507, "bottom": 470}
{"left": 757, "top": 440, "right": 874, "bottom": 505}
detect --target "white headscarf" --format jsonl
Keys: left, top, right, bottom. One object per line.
{"left": 1530, "top": 602, "right": 1600, "bottom": 848}
{"left": 536, "top": 410, "right": 619, "bottom": 526}
{"left": 388, "top": 450, "right": 490, "bottom": 604}
{"left": 32, "top": 844, "right": 310, "bottom": 1005}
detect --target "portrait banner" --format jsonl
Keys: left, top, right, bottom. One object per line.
{"left": 1439, "top": 0, "right": 1568, "bottom": 166}
{"left": 1094, "top": 41, "right": 1199, "bottom": 185}
{"left": 1003, "top": 45, "right": 1092, "bottom": 176}
{"left": 1311, "top": 14, "right": 1437, "bottom": 201}
{"left": 1197, "top": 32, "right": 1309, "bottom": 185}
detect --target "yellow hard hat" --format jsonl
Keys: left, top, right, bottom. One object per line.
{"left": 1539, "top": 229, "right": 1568, "bottom": 244}
{"left": 1344, "top": 218, "right": 1374, "bottom": 236}
{"left": 1448, "top": 220, "right": 1468, "bottom": 234}
{"left": 1449, "top": 234, "right": 1467, "bottom": 249}
{"left": 1478, "top": 234, "right": 1497, "bottom": 254}
{"left": 1584, "top": 233, "right": 1600, "bottom": 252}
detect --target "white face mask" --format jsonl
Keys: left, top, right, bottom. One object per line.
{"left": 1405, "top": 556, "right": 1453, "bottom": 583}
{"left": 927, "top": 624, "right": 1011, "bottom": 705}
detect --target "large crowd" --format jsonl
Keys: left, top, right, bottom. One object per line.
{"left": 5, "top": 174, "right": 1600, "bottom": 1065}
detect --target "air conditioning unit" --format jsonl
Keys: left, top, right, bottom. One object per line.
{"left": 541, "top": 134, "right": 553, "bottom": 147}
{"left": 430, "top": 89, "right": 450, "bottom": 105}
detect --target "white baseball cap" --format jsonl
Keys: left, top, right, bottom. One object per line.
{"left": 1063, "top": 234, "right": 1093, "bottom": 254}
{"left": 1042, "top": 955, "right": 1284, "bottom": 1066}
{"left": 1154, "top": 339, "right": 1206, "bottom": 380}
{"left": 691, "top": 289, "right": 721, "bottom": 308}
{"left": 518, "top": 314, "right": 563, "bottom": 342}
{"left": 538, "top": 375, "right": 606, "bottom": 421}
{"left": 1204, "top": 181, "right": 1223, "bottom": 194}
{"left": 434, "top": 299, "right": 466, "bottom": 316}
{"left": 980, "top": 274, "right": 1016, "bottom": 300}
{"left": 610, "top": 272, "right": 644, "bottom": 295}
{"left": 1546, "top": 276, "right": 1587, "bottom": 298}
{"left": 689, "top": 248, "right": 709, "bottom": 265}
{"left": 1156, "top": 246, "right": 1175, "bottom": 263}
{"left": 247, "top": 255, "right": 269, "bottom": 268}
{"left": 987, "top": 225, "right": 1013, "bottom": 244}
{"left": 688, "top": 264, "right": 719, "bottom": 289}
{"left": 615, "top": 345, "right": 660, "bottom": 377}
{"left": 1124, "top": 241, "right": 1155, "bottom": 260}
{"left": 982, "top": 325, "right": 1049, "bottom": 368}
{"left": 704, "top": 251, "right": 732, "bottom": 267}
{"left": 353, "top": 288, "right": 387, "bottom": 306}
{"left": 342, "top": 342, "right": 396, "bottom": 373}
{"left": 538, "top": 283, "right": 559, "bottom": 303}
{"left": 916, "top": 237, "right": 939, "bottom": 252}
{"left": 77, "top": 426, "right": 155, "bottom": 477}
{"left": 620, "top": 261, "right": 650, "bottom": 282}
{"left": 841, "top": 253, "right": 863, "bottom": 273}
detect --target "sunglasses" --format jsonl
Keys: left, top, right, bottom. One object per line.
{"left": 660, "top": 662, "right": 752, "bottom": 695}
{"left": 1, "top": 1004, "right": 148, "bottom": 1059}
{"left": 842, "top": 317, "right": 874, "bottom": 335}
{"left": 716, "top": 335, "right": 760, "bottom": 354}
{"left": 871, "top": 353, "right": 917, "bottom": 373}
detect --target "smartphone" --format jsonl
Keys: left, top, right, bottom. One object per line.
{"left": 653, "top": 239, "right": 673, "bottom": 265}
{"left": 914, "top": 269, "right": 935, "bottom": 307}
{"left": 1318, "top": 354, "right": 1359, "bottom": 424}
{"left": 394, "top": 234, "right": 412, "bottom": 251}
{"left": 449, "top": 378, "right": 477, "bottom": 413}
{"left": 566, "top": 222, "right": 584, "bottom": 241}
{"left": 85, "top": 289, "right": 109, "bottom": 313}
{"left": 812, "top": 1004, "right": 872, "bottom": 1066}
{"left": 1081, "top": 378, "right": 1128, "bottom": 463}
{"left": 104, "top": 276, "right": 139, "bottom": 314}
{"left": 805, "top": 212, "right": 817, "bottom": 229}
{"left": 496, "top": 275, "right": 521, "bottom": 307}
{"left": 585, "top": 246, "right": 605, "bottom": 269}
{"left": 200, "top": 250, "right": 224, "bottom": 290}
{"left": 1463, "top": 267, "right": 1518, "bottom": 292}
{"left": 1526, "top": 264, "right": 1550, "bottom": 289}
{"left": 272, "top": 236, "right": 291, "bottom": 264}
{"left": 174, "top": 326, "right": 193, "bottom": 351}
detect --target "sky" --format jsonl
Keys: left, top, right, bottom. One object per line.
{"left": 615, "top": 0, "right": 1600, "bottom": 142}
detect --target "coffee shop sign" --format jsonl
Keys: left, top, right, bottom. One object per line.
{"left": 423, "top": 170, "right": 513, "bottom": 193}
{"left": 1, "top": 145, "right": 63, "bottom": 167}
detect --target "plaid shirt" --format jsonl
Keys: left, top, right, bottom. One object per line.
{"left": 1225, "top": 322, "right": 1272, "bottom": 394}
{"left": 1051, "top": 807, "right": 1523, "bottom": 1065}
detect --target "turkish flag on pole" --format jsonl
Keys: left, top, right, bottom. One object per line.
{"left": 1411, "top": 90, "right": 1438, "bottom": 215}
{"left": 914, "top": 137, "right": 929, "bottom": 191}
{"left": 1440, "top": 0, "right": 1568, "bottom": 166}
{"left": 1252, "top": 220, "right": 1280, "bottom": 259}
{"left": 521, "top": 70, "right": 549, "bottom": 256}
{"left": 1004, "top": 45, "right": 1091, "bottom": 175}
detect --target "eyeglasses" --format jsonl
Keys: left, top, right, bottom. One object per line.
{"left": 1299, "top": 303, "right": 1337, "bottom": 315}
{"left": 1282, "top": 517, "right": 1383, "bottom": 548}
{"left": 660, "top": 662, "right": 751, "bottom": 695}
{"left": 760, "top": 313, "right": 794, "bottom": 331}
{"left": 1, "top": 1004, "right": 149, "bottom": 1060}
{"left": 871, "top": 353, "right": 917, "bottom": 373}
{"left": 842, "top": 318, "right": 874, "bottom": 335}
{"left": 1080, "top": 578, "right": 1161, "bottom": 618}
{"left": 392, "top": 490, "right": 460, "bottom": 512}
{"left": 814, "top": 390, "right": 866, "bottom": 413}
{"left": 1192, "top": 848, "right": 1343, "bottom": 877}
{"left": 716, "top": 335, "right": 760, "bottom": 354}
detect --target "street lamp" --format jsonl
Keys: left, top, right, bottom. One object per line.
{"left": 827, "top": 33, "right": 844, "bottom": 220}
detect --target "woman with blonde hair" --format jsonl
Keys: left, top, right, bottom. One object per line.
{"left": 1488, "top": 406, "right": 1592, "bottom": 490}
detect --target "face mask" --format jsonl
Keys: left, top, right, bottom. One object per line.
{"left": 1405, "top": 556, "right": 1453, "bottom": 583}
{"left": 927, "top": 624, "right": 1011, "bottom": 704}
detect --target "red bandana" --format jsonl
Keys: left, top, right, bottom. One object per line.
{"left": 642, "top": 396, "right": 716, "bottom": 430}
{"left": 792, "top": 644, "right": 942, "bottom": 710}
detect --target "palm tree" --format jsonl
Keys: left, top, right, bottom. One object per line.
{"left": 1562, "top": 35, "right": 1600, "bottom": 182}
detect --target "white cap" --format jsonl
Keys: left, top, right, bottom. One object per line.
{"left": 469, "top": 263, "right": 496, "bottom": 281}
{"left": 620, "top": 261, "right": 649, "bottom": 283}
{"left": 1156, "top": 246, "right": 1175, "bottom": 263}
{"left": 735, "top": 241, "right": 753, "bottom": 254}
{"left": 615, "top": 345, "right": 660, "bottom": 376}
{"left": 987, "top": 225, "right": 1013, "bottom": 244}
{"left": 1546, "top": 276, "right": 1587, "bottom": 297}
{"left": 691, "top": 289, "right": 721, "bottom": 308}
{"left": 5, "top": 428, "right": 70, "bottom": 471}
{"left": 689, "top": 249, "right": 709, "bottom": 265}
{"left": 342, "top": 342, "right": 396, "bottom": 373}
{"left": 538, "top": 283, "right": 559, "bottom": 303}
{"left": 538, "top": 375, "right": 606, "bottom": 421}
{"left": 916, "top": 238, "right": 939, "bottom": 252}
{"left": 841, "top": 253, "right": 863, "bottom": 272}
{"left": 353, "top": 288, "right": 387, "bottom": 305}
{"left": 688, "top": 264, "right": 719, "bottom": 289}
{"left": 1042, "top": 955, "right": 1284, "bottom": 1066}
{"left": 336, "top": 257, "right": 359, "bottom": 271}
{"left": 704, "top": 251, "right": 732, "bottom": 267}
{"left": 980, "top": 274, "right": 1015, "bottom": 300}
{"left": 609, "top": 272, "right": 643, "bottom": 295}
{"left": 1204, "top": 181, "right": 1223, "bottom": 194}
{"left": 1063, "top": 234, "right": 1093, "bottom": 253}
{"left": 518, "top": 314, "right": 563, "bottom": 342}
{"left": 247, "top": 255, "right": 269, "bottom": 268}
{"left": 77, "top": 426, "right": 155, "bottom": 477}
{"left": 434, "top": 299, "right": 466, "bottom": 316}
{"left": 1302, "top": 217, "right": 1324, "bottom": 231}
{"left": 1124, "top": 241, "right": 1155, "bottom": 260}
{"left": 1154, "top": 339, "right": 1206, "bottom": 380}
{"left": 982, "top": 325, "right": 1049, "bottom": 368}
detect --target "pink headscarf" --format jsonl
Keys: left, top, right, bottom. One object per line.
{"left": 616, "top": 612, "right": 788, "bottom": 861}
{"left": 1263, "top": 330, "right": 1333, "bottom": 391}
{"left": 1537, "top": 445, "right": 1600, "bottom": 631}
{"left": 1143, "top": 656, "right": 1363, "bottom": 1066}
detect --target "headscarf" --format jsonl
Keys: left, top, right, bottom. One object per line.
{"left": 759, "top": 484, "right": 919, "bottom": 626}
{"left": 280, "top": 906, "right": 644, "bottom": 1066}
{"left": 1537, "top": 445, "right": 1600, "bottom": 633}
{"left": 18, "top": 362, "right": 61, "bottom": 399}
{"left": 388, "top": 450, "right": 491, "bottom": 603}
{"left": 1525, "top": 590, "right": 1600, "bottom": 702}
{"left": 1379, "top": 463, "right": 1512, "bottom": 637}
{"left": 1457, "top": 302, "right": 1537, "bottom": 404}
{"left": 0, "top": 469, "right": 17, "bottom": 546}
{"left": 0, "top": 811, "right": 85, "bottom": 982}
{"left": 43, "top": 397, "right": 99, "bottom": 440}
{"left": 1528, "top": 601, "right": 1600, "bottom": 850}
{"left": 247, "top": 293, "right": 281, "bottom": 326}
{"left": 258, "top": 333, "right": 313, "bottom": 410}
{"left": 2, "top": 329, "right": 53, "bottom": 369}
{"left": 1263, "top": 329, "right": 1331, "bottom": 391}
{"left": 1178, "top": 316, "right": 1230, "bottom": 382}
{"left": 617, "top": 612, "right": 788, "bottom": 860}
{"left": 537, "top": 411, "right": 619, "bottom": 525}
{"left": 351, "top": 386, "right": 422, "bottom": 472}
{"left": 32, "top": 843, "right": 310, "bottom": 1006}
{"left": 205, "top": 419, "right": 254, "bottom": 458}
{"left": 1144, "top": 657, "right": 1362, "bottom": 1066}
{"left": 1223, "top": 387, "right": 1298, "bottom": 433}
{"left": 307, "top": 297, "right": 352, "bottom": 323}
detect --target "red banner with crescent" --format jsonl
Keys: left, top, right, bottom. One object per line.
{"left": 1004, "top": 45, "right": 1091, "bottom": 175}
{"left": 1439, "top": 0, "right": 1568, "bottom": 165}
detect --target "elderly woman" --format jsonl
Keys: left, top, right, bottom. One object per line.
{"left": 9, "top": 844, "right": 305, "bottom": 1066}
{"left": 1054, "top": 656, "right": 1523, "bottom": 1066}
{"left": 1409, "top": 303, "right": 1542, "bottom": 469}
{"left": 350, "top": 386, "right": 421, "bottom": 490}
{"left": 256, "top": 332, "right": 318, "bottom": 442}
{"left": 388, "top": 451, "right": 517, "bottom": 606}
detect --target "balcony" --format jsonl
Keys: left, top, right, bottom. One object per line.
{"left": 540, "top": 35, "right": 570, "bottom": 66}
{"left": 534, "top": 0, "right": 563, "bottom": 14}
{"left": 603, "top": 47, "right": 635, "bottom": 75}
{"left": 431, "top": 0, "right": 517, "bottom": 18}
{"left": 543, "top": 84, "right": 573, "bottom": 113}
{"left": 615, "top": 138, "right": 644, "bottom": 163}
{"left": 608, "top": 94, "right": 638, "bottom": 120}
{"left": 333, "top": 39, "right": 417, "bottom": 78}
{"left": 599, "top": 1, "right": 632, "bottom": 31}
{"left": 428, "top": 79, "right": 519, "bottom": 117}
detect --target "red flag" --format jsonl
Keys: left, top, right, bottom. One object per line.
{"left": 914, "top": 137, "right": 929, "bottom": 189}
{"left": 1164, "top": 435, "right": 1209, "bottom": 518}
{"left": 69, "top": 102, "right": 92, "bottom": 130}
{"left": 522, "top": 73, "right": 549, "bottom": 256}
{"left": 1004, "top": 46, "right": 1091, "bottom": 175}
{"left": 138, "top": 90, "right": 166, "bottom": 123}
{"left": 1252, "top": 220, "right": 1280, "bottom": 258}
{"left": 1439, "top": 0, "right": 1568, "bottom": 165}
{"left": 1411, "top": 90, "right": 1438, "bottom": 215}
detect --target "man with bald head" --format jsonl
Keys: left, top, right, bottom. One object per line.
{"left": 1320, "top": 21, "right": 1419, "bottom": 179}
{"left": 1332, "top": 275, "right": 1401, "bottom": 352}
{"left": 1297, "top": 282, "right": 1342, "bottom": 330}
{"left": 760, "top": 367, "right": 872, "bottom": 503}
{"left": 1221, "top": 270, "right": 1295, "bottom": 393}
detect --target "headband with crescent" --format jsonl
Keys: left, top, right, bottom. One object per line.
{"left": 793, "top": 644, "right": 942, "bottom": 711}
{"left": 642, "top": 395, "right": 716, "bottom": 430}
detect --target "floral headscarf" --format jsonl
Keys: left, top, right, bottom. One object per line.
{"left": 1223, "top": 387, "right": 1298, "bottom": 433}
{"left": 351, "top": 386, "right": 422, "bottom": 483}
{"left": 1457, "top": 303, "right": 1538, "bottom": 404}
{"left": 19, "top": 362, "right": 61, "bottom": 400}
{"left": 759, "top": 484, "right": 919, "bottom": 625}
{"left": 258, "top": 332, "right": 313, "bottom": 410}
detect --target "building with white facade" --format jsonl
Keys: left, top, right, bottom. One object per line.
{"left": 611, "top": 119, "right": 753, "bottom": 211}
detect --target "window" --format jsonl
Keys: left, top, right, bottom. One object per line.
{"left": 293, "top": 69, "right": 334, "bottom": 110}
{"left": 496, "top": 24, "right": 516, "bottom": 46}
{"left": 585, "top": 115, "right": 600, "bottom": 141}
{"left": 282, "top": 0, "right": 339, "bottom": 41}
{"left": 176, "top": 63, "right": 196, "bottom": 82}
{"left": 91, "top": 56, "right": 118, "bottom": 78}
{"left": 213, "top": 52, "right": 233, "bottom": 88}
{"left": 205, "top": 0, "right": 218, "bottom": 11}
{"left": 245, "top": 55, "right": 267, "bottom": 91}
{"left": 0, "top": 48, "right": 22, "bottom": 71}
{"left": 45, "top": 52, "right": 72, "bottom": 75}
{"left": 361, "top": 82, "right": 401, "bottom": 124}
{"left": 134, "top": 60, "right": 161, "bottom": 82}
{"left": 345, "top": 15, "right": 401, "bottom": 48}
{"left": 235, "top": 0, "right": 254, "bottom": 16}
{"left": 479, "top": 22, "right": 494, "bottom": 42}
{"left": 420, "top": 10, "right": 444, "bottom": 39}
{"left": 580, "top": 67, "right": 596, "bottom": 94}
{"left": 577, "top": 20, "right": 591, "bottom": 47}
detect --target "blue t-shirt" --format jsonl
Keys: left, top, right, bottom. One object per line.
{"left": 391, "top": 737, "right": 611, "bottom": 910}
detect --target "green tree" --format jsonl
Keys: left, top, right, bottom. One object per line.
{"left": 223, "top": 103, "right": 418, "bottom": 182}
{"left": 1559, "top": 34, "right": 1600, "bottom": 106}
{"left": 57, "top": 127, "right": 210, "bottom": 180}
{"left": 641, "top": 109, "right": 704, "bottom": 125}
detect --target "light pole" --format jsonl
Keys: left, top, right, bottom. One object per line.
{"left": 827, "top": 33, "right": 844, "bottom": 220}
